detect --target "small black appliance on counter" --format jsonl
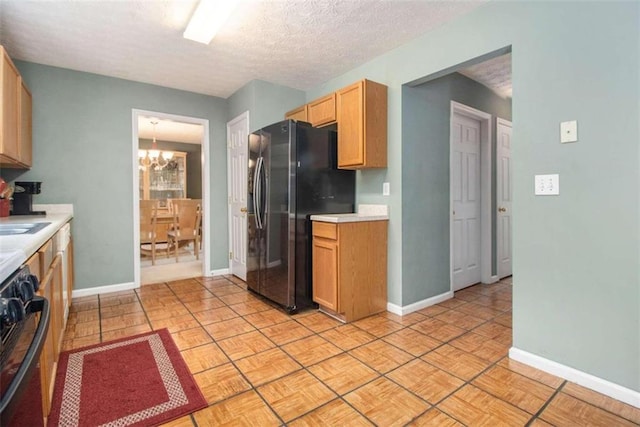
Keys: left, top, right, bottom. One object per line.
{"left": 11, "top": 181, "right": 46, "bottom": 216}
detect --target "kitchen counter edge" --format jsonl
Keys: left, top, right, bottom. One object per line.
{"left": 0, "top": 213, "right": 73, "bottom": 257}
{"left": 310, "top": 213, "right": 389, "bottom": 223}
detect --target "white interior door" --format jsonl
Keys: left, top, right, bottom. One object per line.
{"left": 451, "top": 112, "right": 482, "bottom": 291}
{"left": 227, "top": 112, "right": 249, "bottom": 280}
{"left": 497, "top": 118, "right": 513, "bottom": 279}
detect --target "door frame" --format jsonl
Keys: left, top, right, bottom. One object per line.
{"left": 131, "top": 109, "right": 211, "bottom": 287}
{"left": 449, "top": 101, "right": 494, "bottom": 292}
{"left": 226, "top": 111, "right": 249, "bottom": 278}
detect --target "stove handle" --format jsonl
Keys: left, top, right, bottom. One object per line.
{"left": 0, "top": 296, "right": 50, "bottom": 417}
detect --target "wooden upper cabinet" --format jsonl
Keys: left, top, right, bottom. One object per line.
{"left": 284, "top": 93, "right": 336, "bottom": 127}
{"left": 1, "top": 46, "right": 20, "bottom": 164}
{"left": 337, "top": 79, "right": 387, "bottom": 169}
{"left": 307, "top": 93, "right": 336, "bottom": 127}
{"left": 19, "top": 77, "right": 32, "bottom": 167}
{"left": 285, "top": 105, "right": 308, "bottom": 122}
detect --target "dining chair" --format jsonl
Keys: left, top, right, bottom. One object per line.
{"left": 192, "top": 199, "right": 203, "bottom": 251}
{"left": 167, "top": 199, "right": 201, "bottom": 262}
{"left": 140, "top": 199, "right": 159, "bottom": 265}
{"left": 167, "top": 198, "right": 190, "bottom": 215}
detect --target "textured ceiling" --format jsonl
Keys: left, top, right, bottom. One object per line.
{"left": 460, "top": 53, "right": 512, "bottom": 98}
{"left": 138, "top": 116, "right": 204, "bottom": 145}
{"left": 0, "top": 0, "right": 487, "bottom": 99}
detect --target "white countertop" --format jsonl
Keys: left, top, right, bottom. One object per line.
{"left": 0, "top": 211, "right": 73, "bottom": 282}
{"left": 310, "top": 204, "right": 389, "bottom": 223}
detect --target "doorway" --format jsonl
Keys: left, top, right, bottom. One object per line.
{"left": 132, "top": 109, "right": 211, "bottom": 287}
{"left": 450, "top": 101, "right": 492, "bottom": 291}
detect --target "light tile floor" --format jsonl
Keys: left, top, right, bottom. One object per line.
{"left": 64, "top": 276, "right": 640, "bottom": 426}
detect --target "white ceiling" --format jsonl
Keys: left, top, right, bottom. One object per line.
{"left": 460, "top": 52, "right": 512, "bottom": 98}
{"left": 138, "top": 116, "right": 204, "bottom": 144}
{"left": 0, "top": 0, "right": 488, "bottom": 99}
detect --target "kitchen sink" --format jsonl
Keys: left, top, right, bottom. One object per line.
{"left": 0, "top": 222, "right": 51, "bottom": 236}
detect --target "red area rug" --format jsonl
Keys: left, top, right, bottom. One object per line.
{"left": 48, "top": 329, "right": 207, "bottom": 427}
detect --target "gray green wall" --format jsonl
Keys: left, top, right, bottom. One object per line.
{"left": 139, "top": 138, "right": 202, "bottom": 199}
{"left": 7, "top": 61, "right": 229, "bottom": 290}
{"left": 306, "top": 1, "right": 639, "bottom": 391}
{"left": 402, "top": 73, "right": 512, "bottom": 305}
{"left": 227, "top": 79, "right": 305, "bottom": 131}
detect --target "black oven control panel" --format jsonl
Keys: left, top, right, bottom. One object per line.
{"left": 0, "top": 266, "right": 40, "bottom": 342}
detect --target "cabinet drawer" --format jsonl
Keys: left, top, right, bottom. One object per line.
{"left": 313, "top": 222, "right": 337, "bottom": 240}
{"left": 38, "top": 239, "right": 53, "bottom": 279}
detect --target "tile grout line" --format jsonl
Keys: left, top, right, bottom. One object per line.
{"left": 75, "top": 278, "right": 628, "bottom": 425}
{"left": 187, "top": 277, "right": 289, "bottom": 426}
{"left": 133, "top": 286, "right": 155, "bottom": 335}
{"left": 525, "top": 380, "right": 567, "bottom": 426}
{"left": 116, "top": 279, "right": 511, "bottom": 424}
{"left": 192, "top": 278, "right": 384, "bottom": 425}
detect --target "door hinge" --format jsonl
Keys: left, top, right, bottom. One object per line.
{"left": 229, "top": 251, "right": 233, "bottom": 260}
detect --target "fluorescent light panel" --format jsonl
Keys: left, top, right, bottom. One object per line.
{"left": 183, "top": 0, "right": 238, "bottom": 44}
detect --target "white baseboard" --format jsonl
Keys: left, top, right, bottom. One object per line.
{"left": 71, "top": 281, "right": 138, "bottom": 298}
{"left": 486, "top": 275, "right": 499, "bottom": 284}
{"left": 211, "top": 268, "right": 229, "bottom": 276}
{"left": 509, "top": 347, "right": 640, "bottom": 408}
{"left": 387, "top": 291, "right": 454, "bottom": 316}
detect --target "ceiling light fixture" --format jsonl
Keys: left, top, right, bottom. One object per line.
{"left": 139, "top": 121, "right": 173, "bottom": 170}
{"left": 183, "top": 0, "right": 239, "bottom": 45}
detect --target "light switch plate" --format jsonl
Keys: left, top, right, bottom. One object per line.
{"left": 535, "top": 174, "right": 560, "bottom": 195}
{"left": 560, "top": 120, "right": 578, "bottom": 143}
{"left": 382, "top": 182, "right": 390, "bottom": 196}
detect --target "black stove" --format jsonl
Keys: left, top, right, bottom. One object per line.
{"left": 0, "top": 265, "right": 49, "bottom": 426}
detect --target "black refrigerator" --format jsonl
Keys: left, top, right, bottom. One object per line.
{"left": 247, "top": 120, "right": 355, "bottom": 313}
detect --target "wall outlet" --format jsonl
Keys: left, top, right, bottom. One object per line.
{"left": 382, "top": 182, "right": 390, "bottom": 196}
{"left": 535, "top": 174, "right": 560, "bottom": 195}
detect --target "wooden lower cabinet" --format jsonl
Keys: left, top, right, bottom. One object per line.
{"left": 50, "top": 256, "right": 64, "bottom": 359}
{"left": 312, "top": 220, "right": 388, "bottom": 322}
{"left": 312, "top": 238, "right": 338, "bottom": 310}
{"left": 37, "top": 266, "right": 55, "bottom": 420}
{"left": 35, "top": 239, "right": 66, "bottom": 422}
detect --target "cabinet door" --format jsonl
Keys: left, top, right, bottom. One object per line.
{"left": 49, "top": 256, "right": 64, "bottom": 362}
{"left": 312, "top": 237, "right": 339, "bottom": 311}
{"left": 285, "top": 105, "right": 308, "bottom": 122}
{"left": 337, "top": 81, "right": 364, "bottom": 168}
{"left": 37, "top": 267, "right": 55, "bottom": 418}
{"left": 19, "top": 78, "right": 32, "bottom": 167}
{"left": 308, "top": 93, "right": 336, "bottom": 127}
{"left": 337, "top": 79, "right": 387, "bottom": 169}
{"left": 1, "top": 47, "right": 20, "bottom": 162}
{"left": 67, "top": 237, "right": 74, "bottom": 305}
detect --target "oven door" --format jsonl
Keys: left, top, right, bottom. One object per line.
{"left": 0, "top": 296, "right": 50, "bottom": 426}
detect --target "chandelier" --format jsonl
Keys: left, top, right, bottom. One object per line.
{"left": 139, "top": 120, "right": 173, "bottom": 169}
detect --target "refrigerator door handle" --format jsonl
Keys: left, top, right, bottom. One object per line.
{"left": 260, "top": 157, "right": 267, "bottom": 230}
{"left": 254, "top": 156, "right": 264, "bottom": 230}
